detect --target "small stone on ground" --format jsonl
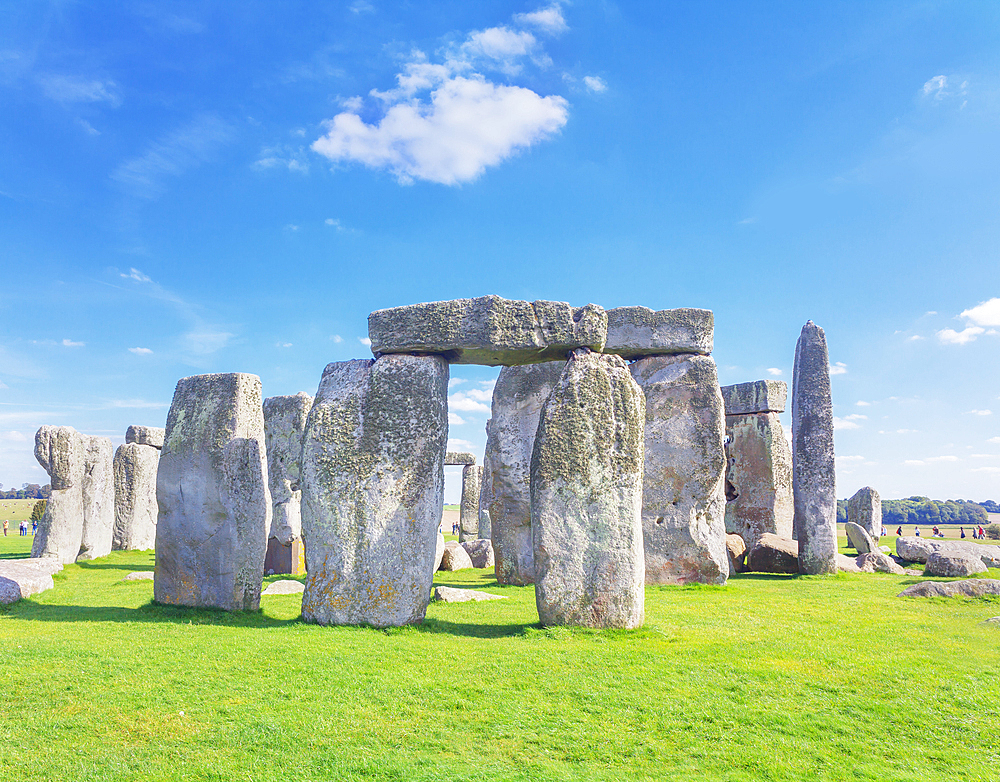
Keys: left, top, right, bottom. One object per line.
{"left": 263, "top": 579, "right": 305, "bottom": 595}
{"left": 433, "top": 586, "right": 508, "bottom": 603}
{"left": 124, "top": 571, "right": 154, "bottom": 581}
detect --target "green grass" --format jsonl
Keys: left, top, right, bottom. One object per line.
{"left": 2, "top": 543, "right": 999, "bottom": 781}
{"left": 0, "top": 498, "right": 36, "bottom": 522}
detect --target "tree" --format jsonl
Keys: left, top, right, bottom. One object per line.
{"left": 986, "top": 524, "right": 1000, "bottom": 541}
{"left": 30, "top": 499, "right": 46, "bottom": 521}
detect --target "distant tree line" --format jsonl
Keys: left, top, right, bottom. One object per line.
{"left": 837, "top": 496, "right": 992, "bottom": 526}
{"left": 0, "top": 483, "right": 51, "bottom": 500}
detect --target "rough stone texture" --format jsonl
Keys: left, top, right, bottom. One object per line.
{"left": 434, "top": 586, "right": 508, "bottom": 603}
{"left": 845, "top": 522, "right": 876, "bottom": 554}
{"left": 368, "top": 295, "right": 607, "bottom": 366}
{"left": 723, "top": 411, "right": 793, "bottom": 547}
{"left": 896, "top": 537, "right": 1000, "bottom": 569}
{"left": 263, "top": 393, "right": 313, "bottom": 548}
{"left": 899, "top": 579, "right": 1000, "bottom": 599}
{"left": 981, "top": 617, "right": 1000, "bottom": 627}
{"left": 746, "top": 534, "right": 799, "bottom": 574}
{"left": 630, "top": 354, "right": 729, "bottom": 585}
{"left": 445, "top": 452, "right": 476, "bottom": 465}
{"left": 113, "top": 443, "right": 160, "bottom": 551}
{"left": 478, "top": 431, "right": 493, "bottom": 540}
{"left": 895, "top": 536, "right": 936, "bottom": 563}
{"left": 459, "top": 464, "right": 482, "bottom": 542}
{"left": 434, "top": 531, "right": 445, "bottom": 572}
{"left": 0, "top": 561, "right": 56, "bottom": 604}
{"left": 603, "top": 306, "right": 713, "bottom": 359}
{"left": 487, "top": 361, "right": 565, "bottom": 585}
{"left": 531, "top": 350, "right": 646, "bottom": 629}
{"left": 441, "top": 542, "right": 474, "bottom": 571}
{"left": 720, "top": 380, "right": 787, "bottom": 415}
{"left": 31, "top": 426, "right": 86, "bottom": 564}
{"left": 837, "top": 553, "right": 861, "bottom": 573}
{"left": 262, "top": 579, "right": 305, "bottom": 595}
{"left": 154, "top": 373, "right": 271, "bottom": 612}
{"left": 792, "top": 321, "right": 837, "bottom": 575}
{"left": 77, "top": 435, "right": 115, "bottom": 560}
{"left": 856, "top": 551, "right": 905, "bottom": 574}
{"left": 847, "top": 487, "right": 882, "bottom": 541}
{"left": 126, "top": 425, "right": 165, "bottom": 449}
{"left": 123, "top": 571, "right": 154, "bottom": 581}
{"left": 924, "top": 550, "right": 988, "bottom": 578}
{"left": 462, "top": 539, "right": 495, "bottom": 569}
{"left": 726, "top": 533, "right": 746, "bottom": 575}
{"left": 301, "top": 355, "right": 448, "bottom": 627}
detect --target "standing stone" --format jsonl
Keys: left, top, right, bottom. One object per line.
{"left": 78, "top": 435, "right": 115, "bottom": 560}
{"left": 154, "top": 373, "right": 271, "bottom": 611}
{"left": 459, "top": 464, "right": 482, "bottom": 542}
{"left": 263, "top": 392, "right": 313, "bottom": 575}
{"left": 113, "top": 442, "right": 160, "bottom": 550}
{"left": 486, "top": 361, "right": 565, "bottom": 585}
{"left": 126, "top": 425, "right": 165, "bottom": 449}
{"left": 792, "top": 321, "right": 838, "bottom": 575}
{"left": 300, "top": 355, "right": 448, "bottom": 627}
{"left": 478, "top": 428, "right": 493, "bottom": 540}
{"left": 847, "top": 487, "right": 882, "bottom": 541}
{"left": 531, "top": 350, "right": 645, "bottom": 628}
{"left": 31, "top": 426, "right": 85, "bottom": 564}
{"left": 630, "top": 354, "right": 729, "bottom": 585}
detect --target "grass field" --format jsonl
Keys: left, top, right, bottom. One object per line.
{"left": 2, "top": 530, "right": 999, "bottom": 781}
{"left": 0, "top": 498, "right": 37, "bottom": 522}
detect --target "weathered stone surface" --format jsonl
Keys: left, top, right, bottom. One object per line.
{"left": 434, "top": 531, "right": 445, "bottom": 572}
{"left": 726, "top": 534, "right": 746, "bottom": 574}
{"left": 301, "top": 355, "right": 448, "bottom": 627}
{"left": 478, "top": 430, "right": 493, "bottom": 540}
{"left": 459, "top": 464, "right": 482, "bottom": 542}
{"left": 123, "top": 571, "right": 154, "bottom": 581}
{"left": 434, "top": 586, "right": 508, "bottom": 603}
{"left": 31, "top": 426, "right": 85, "bottom": 564}
{"left": 531, "top": 350, "right": 646, "bottom": 629}
{"left": 856, "top": 551, "right": 904, "bottom": 574}
{"left": 262, "top": 579, "right": 305, "bottom": 595}
{"left": 746, "top": 534, "right": 799, "bottom": 574}
{"left": 721, "top": 380, "right": 787, "bottom": 415}
{"left": 113, "top": 443, "right": 160, "bottom": 551}
{"left": 126, "top": 425, "right": 165, "bottom": 449}
{"left": 630, "top": 354, "right": 728, "bottom": 585}
{"left": 845, "top": 522, "right": 876, "bottom": 554}
{"left": 981, "top": 617, "right": 1000, "bottom": 627}
{"left": 895, "top": 536, "right": 935, "bottom": 563}
{"left": 723, "top": 411, "right": 793, "bottom": 547}
{"left": 837, "top": 553, "right": 861, "bottom": 573}
{"left": 899, "top": 579, "right": 1000, "bottom": 599}
{"left": 792, "top": 321, "right": 837, "bottom": 575}
{"left": 368, "top": 296, "right": 606, "bottom": 366}
{"left": 445, "top": 452, "right": 476, "bottom": 465}
{"left": 925, "top": 550, "right": 988, "bottom": 578}
{"left": 155, "top": 373, "right": 271, "bottom": 612}
{"left": 0, "top": 560, "right": 56, "bottom": 604}
{"left": 896, "top": 537, "right": 1000, "bottom": 568}
{"left": 604, "top": 306, "right": 713, "bottom": 359}
{"left": 441, "top": 541, "right": 474, "bottom": 571}
{"left": 462, "top": 538, "right": 495, "bottom": 569}
{"left": 78, "top": 435, "right": 115, "bottom": 561}
{"left": 487, "top": 361, "right": 565, "bottom": 585}
{"left": 263, "top": 392, "right": 313, "bottom": 549}
{"left": 847, "top": 487, "right": 882, "bottom": 541}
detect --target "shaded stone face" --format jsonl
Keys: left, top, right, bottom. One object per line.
{"left": 263, "top": 392, "right": 313, "bottom": 546}
{"left": 125, "top": 425, "right": 165, "bottom": 449}
{"left": 154, "top": 373, "right": 271, "bottom": 612}
{"left": 113, "top": 443, "right": 160, "bottom": 551}
{"left": 459, "top": 464, "right": 482, "bottom": 542}
{"left": 723, "top": 411, "right": 793, "bottom": 546}
{"left": 300, "top": 355, "right": 448, "bottom": 628}
{"left": 31, "top": 425, "right": 85, "bottom": 564}
{"left": 78, "top": 435, "right": 115, "bottom": 561}
{"left": 530, "top": 350, "right": 646, "bottom": 629}
{"left": 604, "top": 307, "right": 713, "bottom": 359}
{"left": 847, "top": 486, "right": 882, "bottom": 540}
{"left": 368, "top": 296, "right": 606, "bottom": 366}
{"left": 629, "top": 354, "right": 729, "bottom": 585}
{"left": 478, "top": 426, "right": 493, "bottom": 541}
{"left": 844, "top": 522, "right": 875, "bottom": 554}
{"left": 720, "top": 380, "right": 787, "bottom": 415}
{"left": 746, "top": 533, "right": 799, "bottom": 574}
{"left": 485, "top": 361, "right": 565, "bottom": 585}
{"left": 791, "top": 321, "right": 837, "bottom": 575}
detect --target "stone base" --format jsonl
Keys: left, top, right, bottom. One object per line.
{"left": 264, "top": 537, "right": 305, "bottom": 576}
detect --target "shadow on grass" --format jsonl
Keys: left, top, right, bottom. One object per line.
{"left": 74, "top": 561, "right": 149, "bottom": 571}
{"left": 5, "top": 600, "right": 299, "bottom": 628}
{"left": 415, "top": 616, "right": 536, "bottom": 638}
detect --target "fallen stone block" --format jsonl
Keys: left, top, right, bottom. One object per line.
{"left": 604, "top": 306, "right": 713, "bottom": 359}
{"left": 720, "top": 380, "right": 787, "bottom": 415}
{"left": 746, "top": 533, "right": 799, "bottom": 574}
{"left": 856, "top": 551, "right": 904, "bottom": 575}
{"left": 433, "top": 586, "right": 508, "bottom": 603}
{"left": 837, "top": 553, "right": 861, "bottom": 573}
{"left": 845, "top": 522, "right": 876, "bottom": 554}
{"left": 123, "top": 571, "right": 154, "bottom": 581}
{"left": 461, "top": 538, "right": 494, "bottom": 569}
{"left": 262, "top": 579, "right": 305, "bottom": 595}
{"left": 441, "top": 542, "right": 474, "bottom": 571}
{"left": 126, "top": 425, "right": 165, "bottom": 449}
{"left": 0, "top": 559, "right": 60, "bottom": 604}
{"left": 896, "top": 537, "right": 1000, "bottom": 568}
{"left": 898, "top": 579, "right": 1000, "bottom": 598}
{"left": 726, "top": 534, "right": 746, "bottom": 574}
{"left": 924, "top": 550, "right": 987, "bottom": 578}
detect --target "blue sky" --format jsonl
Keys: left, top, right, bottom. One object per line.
{"left": 1, "top": 1, "right": 998, "bottom": 503}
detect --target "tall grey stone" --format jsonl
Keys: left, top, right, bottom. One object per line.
{"left": 531, "top": 350, "right": 645, "bottom": 629}
{"left": 78, "top": 435, "right": 115, "bottom": 560}
{"left": 368, "top": 296, "right": 606, "bottom": 366}
{"left": 792, "top": 321, "right": 838, "bottom": 575}
{"left": 847, "top": 487, "right": 882, "bottom": 541}
{"left": 154, "top": 373, "right": 271, "bottom": 611}
{"left": 459, "top": 464, "right": 482, "bottom": 542}
{"left": 263, "top": 393, "right": 313, "bottom": 573}
{"left": 126, "top": 425, "right": 165, "bottom": 449}
{"left": 301, "top": 355, "right": 448, "bottom": 627}
{"left": 630, "top": 354, "right": 729, "bottom": 585}
{"left": 31, "top": 426, "right": 85, "bottom": 564}
{"left": 478, "top": 426, "right": 494, "bottom": 540}
{"left": 604, "top": 307, "right": 713, "bottom": 359}
{"left": 486, "top": 361, "right": 565, "bottom": 585}
{"left": 113, "top": 442, "right": 160, "bottom": 550}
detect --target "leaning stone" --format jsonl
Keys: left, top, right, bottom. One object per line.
{"left": 113, "top": 443, "right": 160, "bottom": 551}
{"left": 837, "top": 553, "right": 861, "bottom": 573}
{"left": 899, "top": 579, "right": 1000, "bottom": 598}
{"left": 301, "top": 356, "right": 448, "bottom": 627}
{"left": 726, "top": 534, "right": 746, "bottom": 575}
{"left": 746, "top": 534, "right": 799, "bottom": 574}
{"left": 461, "top": 539, "right": 495, "bottom": 569}
{"left": 531, "top": 350, "right": 645, "bottom": 629}
{"left": 856, "top": 551, "right": 904, "bottom": 575}
{"left": 368, "top": 295, "right": 606, "bottom": 366}
{"left": 433, "top": 586, "right": 508, "bottom": 603}
{"left": 123, "top": 571, "right": 154, "bottom": 581}
{"left": 31, "top": 426, "right": 85, "bottom": 565}
{"left": 154, "top": 373, "right": 271, "bottom": 612}
{"left": 459, "top": 464, "right": 482, "bottom": 542}
{"left": 262, "top": 579, "right": 305, "bottom": 596}
{"left": 792, "top": 321, "right": 837, "bottom": 575}
{"left": 604, "top": 306, "right": 713, "bottom": 359}
{"left": 924, "top": 551, "right": 987, "bottom": 578}
{"left": 263, "top": 393, "right": 313, "bottom": 576}
{"left": 487, "top": 361, "right": 565, "bottom": 585}
{"left": 445, "top": 452, "right": 476, "bottom": 465}
{"left": 0, "top": 561, "right": 55, "bottom": 604}
{"left": 78, "top": 435, "right": 115, "bottom": 561}
{"left": 630, "top": 354, "right": 729, "bottom": 585}
{"left": 720, "top": 380, "right": 787, "bottom": 415}
{"left": 847, "top": 487, "right": 882, "bottom": 541}
{"left": 845, "top": 522, "right": 876, "bottom": 554}
{"left": 125, "top": 425, "right": 165, "bottom": 449}
{"left": 441, "top": 542, "right": 474, "bottom": 571}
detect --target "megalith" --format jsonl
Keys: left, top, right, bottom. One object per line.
{"left": 263, "top": 392, "right": 313, "bottom": 575}
{"left": 78, "top": 435, "right": 115, "bottom": 560}
{"left": 113, "top": 441, "right": 160, "bottom": 550}
{"left": 847, "top": 486, "right": 881, "bottom": 541}
{"left": 530, "top": 350, "right": 645, "bottom": 628}
{"left": 478, "top": 428, "right": 494, "bottom": 540}
{"left": 126, "top": 425, "right": 165, "bottom": 449}
{"left": 604, "top": 307, "right": 714, "bottom": 359}
{"left": 459, "top": 464, "right": 482, "bottom": 542}
{"left": 300, "top": 355, "right": 448, "bottom": 627}
{"left": 154, "top": 373, "right": 271, "bottom": 611}
{"left": 629, "top": 354, "right": 729, "bottom": 585}
{"left": 791, "top": 321, "right": 837, "bottom": 575}
{"left": 486, "top": 360, "right": 565, "bottom": 585}
{"left": 721, "top": 380, "right": 793, "bottom": 547}
{"left": 31, "top": 426, "right": 86, "bottom": 564}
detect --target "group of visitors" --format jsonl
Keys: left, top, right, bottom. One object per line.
{"left": 893, "top": 524, "right": 988, "bottom": 539}
{"left": 963, "top": 525, "right": 988, "bottom": 539}
{"left": 1, "top": 519, "right": 36, "bottom": 537}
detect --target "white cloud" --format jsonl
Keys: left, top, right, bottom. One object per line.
{"left": 3, "top": 431, "right": 27, "bottom": 442}
{"left": 843, "top": 414, "right": 867, "bottom": 421}
{"left": 514, "top": 4, "right": 568, "bottom": 35}
{"left": 961, "top": 298, "right": 1000, "bottom": 327}
{"left": 904, "top": 460, "right": 925, "bottom": 466}
{"left": 330, "top": 334, "right": 343, "bottom": 343}
{"left": 583, "top": 76, "right": 607, "bottom": 93}
{"left": 966, "top": 409, "right": 993, "bottom": 416}
{"left": 856, "top": 400, "right": 871, "bottom": 407}
{"left": 937, "top": 326, "right": 985, "bottom": 345}
{"left": 907, "top": 334, "right": 924, "bottom": 341}
{"left": 449, "top": 391, "right": 491, "bottom": 413}
{"left": 737, "top": 217, "right": 757, "bottom": 225}
{"left": 128, "top": 347, "right": 153, "bottom": 355}
{"left": 833, "top": 417, "right": 860, "bottom": 430}
{"left": 837, "top": 455, "right": 865, "bottom": 462}
{"left": 349, "top": 1, "right": 375, "bottom": 13}
{"left": 766, "top": 367, "right": 782, "bottom": 376}
{"left": 106, "top": 399, "right": 170, "bottom": 409}
{"left": 971, "top": 454, "right": 999, "bottom": 459}
{"left": 448, "top": 411, "right": 465, "bottom": 426}
{"left": 989, "top": 436, "right": 1000, "bottom": 444}
{"left": 277, "top": 342, "right": 292, "bottom": 348}
{"left": 922, "top": 75, "right": 948, "bottom": 99}
{"left": 324, "top": 218, "right": 344, "bottom": 230}
{"left": 829, "top": 362, "right": 847, "bottom": 375}
{"left": 121, "top": 267, "right": 152, "bottom": 283}
{"left": 77, "top": 118, "right": 100, "bottom": 136}
{"left": 254, "top": 145, "right": 309, "bottom": 174}
{"left": 39, "top": 75, "right": 120, "bottom": 105}
{"left": 61, "top": 338, "right": 85, "bottom": 347}
{"left": 447, "top": 438, "right": 475, "bottom": 452}
{"left": 285, "top": 224, "right": 300, "bottom": 231}
{"left": 972, "top": 467, "right": 1000, "bottom": 474}
{"left": 926, "top": 455, "right": 959, "bottom": 463}
{"left": 184, "top": 330, "right": 232, "bottom": 355}
{"left": 359, "top": 337, "right": 372, "bottom": 346}
{"left": 448, "top": 378, "right": 467, "bottom": 388}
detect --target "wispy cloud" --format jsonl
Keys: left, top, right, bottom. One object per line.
{"left": 829, "top": 362, "right": 847, "bottom": 375}
{"left": 448, "top": 411, "right": 465, "bottom": 425}
{"left": 936, "top": 297, "right": 1000, "bottom": 345}
{"left": 583, "top": 76, "right": 607, "bottom": 93}
{"left": 359, "top": 337, "right": 372, "bottom": 346}
{"left": 449, "top": 389, "right": 491, "bottom": 413}
{"left": 128, "top": 347, "right": 153, "bottom": 355}
{"left": 513, "top": 3, "right": 568, "bottom": 35}
{"left": 856, "top": 400, "right": 871, "bottom": 407}
{"left": 937, "top": 326, "right": 984, "bottom": 345}
{"left": 39, "top": 75, "right": 120, "bottom": 106}
{"left": 966, "top": 409, "right": 993, "bottom": 416}
{"left": 254, "top": 144, "right": 309, "bottom": 173}
{"left": 833, "top": 416, "right": 860, "bottom": 430}
{"left": 62, "top": 338, "right": 85, "bottom": 347}
{"left": 447, "top": 438, "right": 476, "bottom": 452}
{"left": 766, "top": 367, "right": 782, "bottom": 376}
{"left": 329, "top": 334, "right": 343, "bottom": 343}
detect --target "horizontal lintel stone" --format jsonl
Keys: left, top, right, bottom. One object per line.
{"left": 721, "top": 380, "right": 787, "bottom": 415}
{"left": 445, "top": 452, "right": 476, "bottom": 466}
{"left": 603, "top": 306, "right": 713, "bottom": 359}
